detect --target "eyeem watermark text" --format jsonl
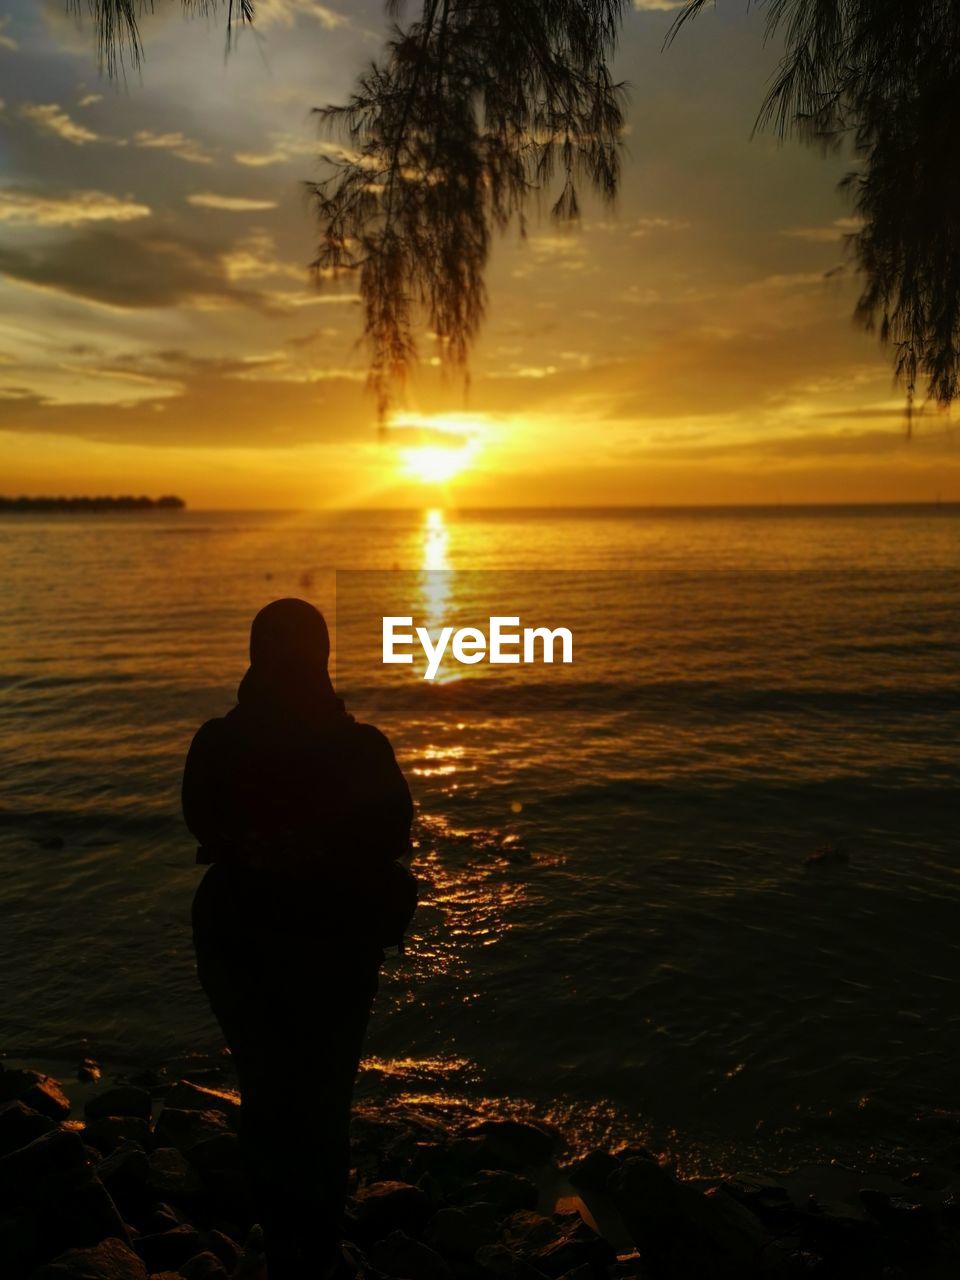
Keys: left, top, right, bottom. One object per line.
{"left": 383, "top": 616, "right": 574, "bottom": 681}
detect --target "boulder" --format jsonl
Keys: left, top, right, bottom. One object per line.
{"left": 474, "top": 1243, "right": 550, "bottom": 1280}
{"left": 154, "top": 1107, "right": 230, "bottom": 1153}
{"left": 467, "top": 1120, "right": 558, "bottom": 1168}
{"left": 566, "top": 1149, "right": 620, "bottom": 1193}
{"left": 164, "top": 1081, "right": 240, "bottom": 1124}
{"left": 0, "top": 1098, "right": 54, "bottom": 1156}
{"left": 184, "top": 1131, "right": 242, "bottom": 1175}
{"left": 456, "top": 1171, "right": 539, "bottom": 1216}
{"left": 85, "top": 1087, "right": 152, "bottom": 1123}
{"left": 609, "top": 1157, "right": 786, "bottom": 1279}
{"left": 38, "top": 1237, "right": 146, "bottom": 1280}
{"left": 365, "top": 1229, "right": 452, "bottom": 1280}
{"left": 353, "top": 1180, "right": 432, "bottom": 1239}
{"left": 424, "top": 1204, "right": 499, "bottom": 1258}
{"left": 0, "top": 1067, "right": 71, "bottom": 1121}
{"left": 531, "top": 1226, "right": 615, "bottom": 1277}
{"left": 0, "top": 1125, "right": 88, "bottom": 1193}
{"left": 146, "top": 1147, "right": 203, "bottom": 1198}
{"left": 203, "top": 1227, "right": 241, "bottom": 1272}
{"left": 48, "top": 1174, "right": 131, "bottom": 1252}
{"left": 180, "top": 1252, "right": 228, "bottom": 1279}
{"left": 84, "top": 1116, "right": 152, "bottom": 1155}
{"left": 96, "top": 1141, "right": 150, "bottom": 1200}
{"left": 77, "top": 1059, "right": 103, "bottom": 1084}
{"left": 140, "top": 1203, "right": 188, "bottom": 1233}
{"left": 133, "top": 1224, "right": 206, "bottom": 1271}
{"left": 499, "top": 1210, "right": 558, "bottom": 1251}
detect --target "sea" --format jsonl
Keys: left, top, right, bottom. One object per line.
{"left": 1, "top": 504, "right": 958, "bottom": 1175}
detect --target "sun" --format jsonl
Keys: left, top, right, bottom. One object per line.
{"left": 402, "top": 444, "right": 473, "bottom": 484}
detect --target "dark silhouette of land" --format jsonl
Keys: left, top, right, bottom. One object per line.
{"left": 0, "top": 495, "right": 186, "bottom": 512}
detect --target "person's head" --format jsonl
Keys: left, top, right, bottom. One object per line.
{"left": 249, "top": 597, "right": 330, "bottom": 675}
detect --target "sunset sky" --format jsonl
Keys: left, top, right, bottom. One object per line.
{"left": 1, "top": 0, "right": 958, "bottom": 508}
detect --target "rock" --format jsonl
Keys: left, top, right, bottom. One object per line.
{"left": 467, "top": 1120, "right": 558, "bottom": 1168}
{"left": 85, "top": 1087, "right": 153, "bottom": 1123}
{"left": 0, "top": 1098, "right": 54, "bottom": 1156}
{"left": 38, "top": 1237, "right": 146, "bottom": 1279}
{"left": 609, "top": 1158, "right": 786, "bottom": 1279}
{"left": 499, "top": 1210, "right": 558, "bottom": 1251}
{"left": 133, "top": 1224, "right": 206, "bottom": 1271}
{"left": 56, "top": 1174, "right": 131, "bottom": 1245}
{"left": 184, "top": 1131, "right": 242, "bottom": 1174}
{"left": 23, "top": 1077, "right": 72, "bottom": 1121}
{"left": 84, "top": 1115, "right": 153, "bottom": 1155}
{"left": 203, "top": 1227, "right": 241, "bottom": 1272}
{"left": 78, "top": 1059, "right": 103, "bottom": 1084}
{"left": 474, "top": 1243, "right": 550, "bottom": 1280}
{"left": 365, "top": 1229, "right": 452, "bottom": 1280}
{"left": 566, "top": 1149, "right": 620, "bottom": 1192}
{"left": 0, "top": 1066, "right": 42, "bottom": 1103}
{"left": 97, "top": 1141, "right": 149, "bottom": 1194}
{"left": 146, "top": 1147, "right": 203, "bottom": 1198}
{"left": 424, "top": 1204, "right": 499, "bottom": 1258}
{"left": 353, "top": 1180, "right": 432, "bottom": 1239}
{"left": 180, "top": 1252, "right": 228, "bottom": 1279}
{"left": 0, "top": 1067, "right": 72, "bottom": 1120}
{"left": 531, "top": 1225, "right": 615, "bottom": 1278}
{"left": 456, "top": 1171, "right": 539, "bottom": 1216}
{"left": 154, "top": 1106, "right": 229, "bottom": 1152}
{"left": 164, "top": 1081, "right": 240, "bottom": 1124}
{"left": 0, "top": 1125, "right": 88, "bottom": 1192}
{"left": 126, "top": 1068, "right": 166, "bottom": 1091}
{"left": 140, "top": 1203, "right": 188, "bottom": 1233}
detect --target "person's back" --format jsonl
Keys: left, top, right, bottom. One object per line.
{"left": 183, "top": 598, "right": 415, "bottom": 1280}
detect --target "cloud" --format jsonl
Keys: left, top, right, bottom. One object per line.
{"left": 220, "top": 231, "right": 302, "bottom": 282}
{"left": 20, "top": 103, "right": 102, "bottom": 146}
{"left": 0, "top": 189, "right": 151, "bottom": 227}
{"left": 256, "top": 1, "right": 351, "bottom": 30}
{"left": 783, "top": 217, "right": 862, "bottom": 243}
{"left": 133, "top": 131, "right": 213, "bottom": 165}
{"left": 0, "top": 226, "right": 343, "bottom": 314}
{"left": 0, "top": 16, "right": 18, "bottom": 50}
{"left": 630, "top": 216, "right": 691, "bottom": 237}
{"left": 77, "top": 93, "right": 102, "bottom": 108}
{"left": 234, "top": 137, "right": 351, "bottom": 167}
{"left": 0, "top": 228, "right": 262, "bottom": 310}
{"left": 187, "top": 193, "right": 279, "bottom": 212}
{"left": 0, "top": 350, "right": 370, "bottom": 447}
{"left": 632, "top": 0, "right": 686, "bottom": 10}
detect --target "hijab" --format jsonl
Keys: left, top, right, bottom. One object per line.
{"left": 236, "top": 597, "right": 347, "bottom": 729}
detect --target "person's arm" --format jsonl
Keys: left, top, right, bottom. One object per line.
{"left": 350, "top": 724, "right": 414, "bottom": 861}
{"left": 181, "top": 719, "right": 248, "bottom": 865}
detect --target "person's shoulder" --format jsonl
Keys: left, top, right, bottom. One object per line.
{"left": 189, "top": 716, "right": 230, "bottom": 752}
{"left": 345, "top": 720, "right": 397, "bottom": 757}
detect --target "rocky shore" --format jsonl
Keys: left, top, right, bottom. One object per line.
{"left": 2, "top": 1063, "right": 959, "bottom": 1280}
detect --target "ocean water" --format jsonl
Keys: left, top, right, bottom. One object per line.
{"left": 1, "top": 505, "right": 959, "bottom": 1173}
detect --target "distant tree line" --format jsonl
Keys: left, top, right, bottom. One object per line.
{"left": 0, "top": 495, "right": 186, "bottom": 512}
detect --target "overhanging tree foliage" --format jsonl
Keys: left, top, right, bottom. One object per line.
{"left": 78, "top": 1, "right": 960, "bottom": 421}
{"left": 675, "top": 0, "right": 960, "bottom": 422}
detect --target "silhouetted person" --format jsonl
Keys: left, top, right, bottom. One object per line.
{"left": 183, "top": 598, "right": 416, "bottom": 1279}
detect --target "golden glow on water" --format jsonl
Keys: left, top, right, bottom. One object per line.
{"left": 419, "top": 508, "right": 456, "bottom": 678}
{"left": 422, "top": 508, "right": 450, "bottom": 573}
